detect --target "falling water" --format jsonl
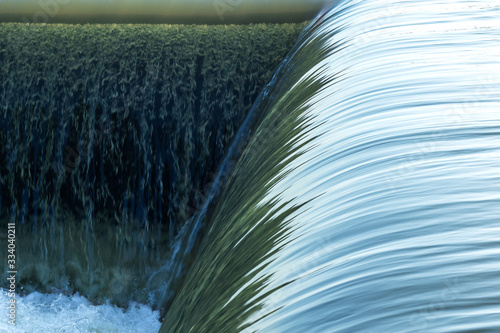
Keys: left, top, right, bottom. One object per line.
{"left": 162, "top": 0, "right": 500, "bottom": 332}
{"left": 0, "top": 22, "right": 305, "bottom": 313}
{"left": 1, "top": 0, "right": 499, "bottom": 331}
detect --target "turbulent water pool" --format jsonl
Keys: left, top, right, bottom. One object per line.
{"left": 0, "top": 289, "right": 161, "bottom": 332}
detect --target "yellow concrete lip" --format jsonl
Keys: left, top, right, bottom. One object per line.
{"left": 0, "top": 0, "right": 331, "bottom": 24}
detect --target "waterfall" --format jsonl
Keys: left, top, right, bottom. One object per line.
{"left": 0, "top": 22, "right": 305, "bottom": 313}
{"left": 161, "top": 1, "right": 500, "bottom": 332}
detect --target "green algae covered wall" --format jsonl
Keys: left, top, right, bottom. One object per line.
{"left": 0, "top": 22, "right": 305, "bottom": 312}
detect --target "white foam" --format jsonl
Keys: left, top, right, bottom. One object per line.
{"left": 0, "top": 289, "right": 161, "bottom": 333}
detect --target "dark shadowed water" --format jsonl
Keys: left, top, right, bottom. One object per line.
{"left": 0, "top": 22, "right": 305, "bottom": 325}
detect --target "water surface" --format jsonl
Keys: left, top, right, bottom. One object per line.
{"left": 162, "top": 0, "right": 500, "bottom": 331}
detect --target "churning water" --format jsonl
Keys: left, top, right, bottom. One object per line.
{"left": 0, "top": 289, "right": 161, "bottom": 332}
{"left": 2, "top": 0, "right": 500, "bottom": 332}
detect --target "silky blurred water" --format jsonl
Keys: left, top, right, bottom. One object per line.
{"left": 162, "top": 0, "right": 500, "bottom": 332}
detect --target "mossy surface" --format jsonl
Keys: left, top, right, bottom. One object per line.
{"left": 0, "top": 22, "right": 305, "bottom": 311}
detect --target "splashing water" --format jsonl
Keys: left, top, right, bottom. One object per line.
{"left": 0, "top": 289, "right": 161, "bottom": 333}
